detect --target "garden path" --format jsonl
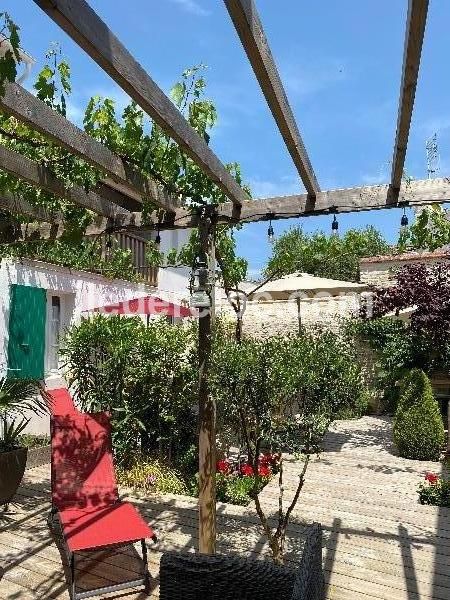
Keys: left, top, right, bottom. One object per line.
{"left": 1, "top": 416, "right": 449, "bottom": 599}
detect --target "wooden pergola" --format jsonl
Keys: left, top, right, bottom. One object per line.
{"left": 0, "top": 0, "right": 441, "bottom": 554}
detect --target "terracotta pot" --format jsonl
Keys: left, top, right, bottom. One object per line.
{"left": 0, "top": 447, "right": 28, "bottom": 506}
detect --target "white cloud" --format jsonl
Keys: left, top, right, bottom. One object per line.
{"left": 247, "top": 175, "right": 304, "bottom": 199}
{"left": 282, "top": 57, "right": 347, "bottom": 99}
{"left": 168, "top": 0, "right": 210, "bottom": 17}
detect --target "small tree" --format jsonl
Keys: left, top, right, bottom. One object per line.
{"left": 393, "top": 369, "right": 444, "bottom": 461}
{"left": 265, "top": 226, "right": 390, "bottom": 282}
{"left": 212, "top": 330, "right": 365, "bottom": 563}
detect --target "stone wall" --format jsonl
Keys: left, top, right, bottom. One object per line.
{"left": 217, "top": 293, "right": 361, "bottom": 338}
{"left": 360, "top": 250, "right": 450, "bottom": 287}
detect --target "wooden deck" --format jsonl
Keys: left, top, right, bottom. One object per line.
{"left": 1, "top": 416, "right": 450, "bottom": 599}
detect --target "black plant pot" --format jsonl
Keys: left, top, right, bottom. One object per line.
{"left": 0, "top": 447, "right": 28, "bottom": 506}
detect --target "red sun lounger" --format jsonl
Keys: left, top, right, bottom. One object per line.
{"left": 49, "top": 411, "right": 155, "bottom": 599}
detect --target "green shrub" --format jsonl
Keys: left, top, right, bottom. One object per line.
{"left": 216, "top": 474, "right": 265, "bottom": 506}
{"left": 117, "top": 456, "right": 189, "bottom": 495}
{"left": 393, "top": 369, "right": 445, "bottom": 461}
{"left": 18, "top": 433, "right": 50, "bottom": 448}
{"left": 62, "top": 315, "right": 197, "bottom": 467}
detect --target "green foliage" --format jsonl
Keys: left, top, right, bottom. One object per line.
{"left": 62, "top": 315, "right": 197, "bottom": 467}
{"left": 216, "top": 473, "right": 263, "bottom": 506}
{"left": 265, "top": 226, "right": 390, "bottom": 282}
{"left": 393, "top": 369, "right": 444, "bottom": 461}
{"left": 82, "top": 63, "right": 250, "bottom": 208}
{"left": 0, "top": 44, "right": 100, "bottom": 237}
{"left": 348, "top": 317, "right": 413, "bottom": 413}
{"left": 0, "top": 377, "right": 43, "bottom": 452}
{"left": 0, "top": 13, "right": 21, "bottom": 96}
{"left": 18, "top": 433, "right": 50, "bottom": 448}
{"left": 117, "top": 456, "right": 189, "bottom": 495}
{"left": 0, "top": 238, "right": 140, "bottom": 282}
{"left": 398, "top": 205, "right": 450, "bottom": 252}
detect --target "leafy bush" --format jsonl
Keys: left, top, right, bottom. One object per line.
{"left": 62, "top": 315, "right": 197, "bottom": 466}
{"left": 117, "top": 456, "right": 189, "bottom": 495}
{"left": 217, "top": 475, "right": 258, "bottom": 506}
{"left": 18, "top": 433, "right": 50, "bottom": 448}
{"left": 393, "top": 369, "right": 444, "bottom": 461}
{"left": 348, "top": 317, "right": 413, "bottom": 413}
{"left": 418, "top": 472, "right": 450, "bottom": 507}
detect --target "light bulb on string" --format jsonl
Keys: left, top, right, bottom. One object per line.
{"left": 331, "top": 213, "right": 339, "bottom": 237}
{"left": 400, "top": 206, "right": 409, "bottom": 231}
{"left": 267, "top": 212, "right": 275, "bottom": 244}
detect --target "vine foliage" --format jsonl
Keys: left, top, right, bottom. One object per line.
{"left": 0, "top": 15, "right": 248, "bottom": 283}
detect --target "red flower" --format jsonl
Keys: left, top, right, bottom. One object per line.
{"left": 258, "top": 465, "right": 271, "bottom": 477}
{"left": 241, "top": 463, "right": 254, "bottom": 476}
{"left": 217, "top": 460, "right": 230, "bottom": 475}
{"left": 259, "top": 453, "right": 272, "bottom": 466}
{"left": 425, "top": 472, "right": 439, "bottom": 484}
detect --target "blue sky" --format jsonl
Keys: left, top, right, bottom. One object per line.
{"left": 6, "top": 1, "right": 450, "bottom": 278}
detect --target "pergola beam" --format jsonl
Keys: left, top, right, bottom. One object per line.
{"left": 391, "top": 0, "right": 429, "bottom": 189}
{"left": 225, "top": 0, "right": 319, "bottom": 196}
{"left": 153, "top": 178, "right": 450, "bottom": 229}
{"left": 0, "top": 145, "right": 142, "bottom": 227}
{"left": 33, "top": 0, "right": 250, "bottom": 207}
{"left": 0, "top": 190, "right": 134, "bottom": 241}
{"left": 0, "top": 82, "right": 177, "bottom": 213}
{"left": 0, "top": 189, "right": 64, "bottom": 224}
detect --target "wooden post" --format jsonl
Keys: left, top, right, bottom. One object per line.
{"left": 447, "top": 398, "right": 450, "bottom": 455}
{"left": 297, "top": 297, "right": 302, "bottom": 334}
{"left": 198, "top": 211, "right": 217, "bottom": 554}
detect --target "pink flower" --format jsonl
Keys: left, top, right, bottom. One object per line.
{"left": 147, "top": 474, "right": 157, "bottom": 486}
{"left": 425, "top": 472, "right": 439, "bottom": 484}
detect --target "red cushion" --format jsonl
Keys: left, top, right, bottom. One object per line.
{"left": 59, "top": 501, "right": 154, "bottom": 551}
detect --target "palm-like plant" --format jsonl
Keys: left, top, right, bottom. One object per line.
{"left": 0, "top": 378, "right": 45, "bottom": 452}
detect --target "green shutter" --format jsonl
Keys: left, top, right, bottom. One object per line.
{"left": 7, "top": 284, "right": 46, "bottom": 379}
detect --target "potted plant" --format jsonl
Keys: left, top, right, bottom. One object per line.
{"left": 0, "top": 378, "right": 44, "bottom": 507}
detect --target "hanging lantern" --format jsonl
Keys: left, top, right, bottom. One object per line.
{"left": 190, "top": 258, "right": 211, "bottom": 309}
{"left": 400, "top": 207, "right": 409, "bottom": 231}
{"left": 331, "top": 214, "right": 339, "bottom": 236}
{"left": 267, "top": 212, "right": 275, "bottom": 244}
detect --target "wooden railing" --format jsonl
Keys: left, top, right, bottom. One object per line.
{"left": 94, "top": 231, "right": 158, "bottom": 286}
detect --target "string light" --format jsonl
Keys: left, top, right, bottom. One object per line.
{"left": 331, "top": 213, "right": 339, "bottom": 237}
{"left": 400, "top": 206, "right": 409, "bottom": 231}
{"left": 267, "top": 212, "right": 275, "bottom": 244}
